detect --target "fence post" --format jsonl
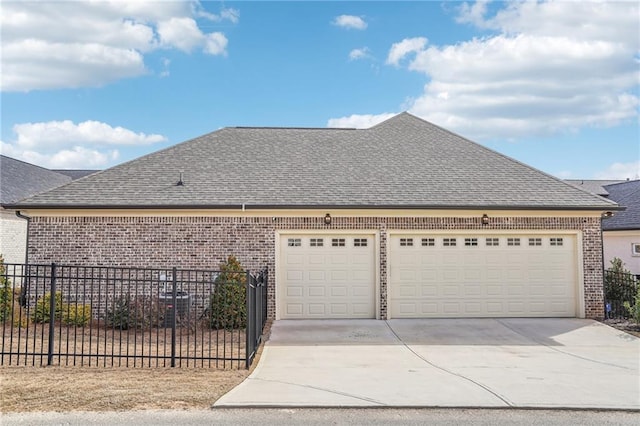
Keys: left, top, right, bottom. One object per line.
{"left": 47, "top": 263, "right": 57, "bottom": 366}
{"left": 170, "top": 267, "right": 177, "bottom": 368}
{"left": 245, "top": 271, "right": 252, "bottom": 370}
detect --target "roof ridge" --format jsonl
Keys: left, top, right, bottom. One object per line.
{"left": 232, "top": 126, "right": 356, "bottom": 130}
{"left": 604, "top": 179, "right": 640, "bottom": 188}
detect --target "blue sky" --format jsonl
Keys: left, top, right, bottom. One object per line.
{"left": 1, "top": 1, "right": 639, "bottom": 180}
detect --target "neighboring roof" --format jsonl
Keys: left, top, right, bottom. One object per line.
{"left": 0, "top": 155, "right": 72, "bottom": 205}
{"left": 11, "top": 113, "right": 619, "bottom": 210}
{"left": 52, "top": 169, "right": 100, "bottom": 180}
{"left": 565, "top": 179, "right": 625, "bottom": 196}
{"left": 602, "top": 180, "right": 640, "bottom": 231}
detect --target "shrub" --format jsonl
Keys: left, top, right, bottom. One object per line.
{"left": 62, "top": 303, "right": 92, "bottom": 326}
{"left": 32, "top": 292, "right": 64, "bottom": 323}
{"left": 623, "top": 287, "right": 640, "bottom": 324}
{"left": 0, "top": 255, "right": 12, "bottom": 323}
{"left": 106, "top": 295, "right": 163, "bottom": 330}
{"left": 209, "top": 255, "right": 247, "bottom": 330}
{"left": 604, "top": 258, "right": 637, "bottom": 316}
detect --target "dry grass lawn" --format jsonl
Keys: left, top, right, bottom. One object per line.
{"left": 0, "top": 366, "right": 249, "bottom": 412}
{"left": 0, "top": 323, "right": 270, "bottom": 413}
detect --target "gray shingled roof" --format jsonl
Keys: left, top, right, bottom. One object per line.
{"left": 602, "top": 180, "right": 640, "bottom": 230}
{"left": 0, "top": 155, "right": 72, "bottom": 205}
{"left": 565, "top": 179, "right": 625, "bottom": 196}
{"left": 11, "top": 113, "right": 619, "bottom": 210}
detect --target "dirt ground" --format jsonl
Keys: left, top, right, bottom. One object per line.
{"left": 602, "top": 319, "right": 640, "bottom": 338}
{"left": 0, "top": 322, "right": 271, "bottom": 413}
{"left": 0, "top": 366, "right": 249, "bottom": 412}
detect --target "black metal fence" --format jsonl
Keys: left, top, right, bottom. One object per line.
{"left": 0, "top": 263, "right": 268, "bottom": 369}
{"left": 604, "top": 270, "right": 638, "bottom": 319}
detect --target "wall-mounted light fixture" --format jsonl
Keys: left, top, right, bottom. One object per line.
{"left": 602, "top": 211, "right": 614, "bottom": 218}
{"left": 324, "top": 213, "right": 332, "bottom": 225}
{"left": 481, "top": 214, "right": 490, "bottom": 225}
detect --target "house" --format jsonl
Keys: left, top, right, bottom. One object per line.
{"left": 0, "top": 155, "right": 98, "bottom": 264}
{"left": 1, "top": 156, "right": 69, "bottom": 264}
{"left": 601, "top": 180, "right": 640, "bottom": 275}
{"left": 567, "top": 179, "right": 640, "bottom": 275}
{"left": 9, "top": 113, "right": 619, "bottom": 320}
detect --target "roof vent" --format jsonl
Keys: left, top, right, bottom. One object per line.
{"left": 176, "top": 172, "right": 184, "bottom": 186}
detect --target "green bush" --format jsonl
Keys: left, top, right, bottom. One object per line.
{"left": 623, "top": 287, "right": 640, "bottom": 324}
{"left": 209, "top": 255, "right": 247, "bottom": 330}
{"left": 604, "top": 258, "right": 636, "bottom": 299}
{"left": 62, "top": 303, "right": 92, "bottom": 326}
{"left": 105, "top": 295, "right": 163, "bottom": 330}
{"left": 32, "top": 292, "right": 64, "bottom": 323}
{"left": 0, "top": 255, "right": 12, "bottom": 323}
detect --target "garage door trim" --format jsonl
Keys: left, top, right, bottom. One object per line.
{"left": 387, "top": 229, "right": 584, "bottom": 319}
{"left": 275, "top": 230, "right": 380, "bottom": 320}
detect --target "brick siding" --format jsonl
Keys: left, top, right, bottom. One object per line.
{"left": 1, "top": 210, "right": 28, "bottom": 264}
{"left": 27, "top": 215, "right": 605, "bottom": 320}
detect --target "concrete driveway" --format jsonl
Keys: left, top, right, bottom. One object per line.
{"left": 214, "top": 319, "right": 640, "bottom": 409}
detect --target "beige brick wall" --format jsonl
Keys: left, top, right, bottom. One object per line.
{"left": 27, "top": 215, "right": 605, "bottom": 320}
{"left": 1, "top": 209, "right": 28, "bottom": 264}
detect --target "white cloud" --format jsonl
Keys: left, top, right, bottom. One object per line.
{"left": 327, "top": 113, "right": 397, "bottom": 129}
{"left": 12, "top": 120, "right": 166, "bottom": 149}
{"left": 374, "top": 1, "right": 640, "bottom": 140}
{"left": 0, "top": 120, "right": 166, "bottom": 169}
{"left": 195, "top": 6, "right": 240, "bottom": 24}
{"left": 456, "top": 0, "right": 490, "bottom": 27}
{"left": 594, "top": 161, "right": 640, "bottom": 180}
{"left": 157, "top": 17, "right": 206, "bottom": 52}
{"left": 333, "top": 15, "right": 367, "bottom": 30}
{"left": 386, "top": 37, "right": 428, "bottom": 66}
{"left": 1, "top": 1, "right": 236, "bottom": 92}
{"left": 349, "top": 47, "right": 371, "bottom": 61}
{"left": 204, "top": 33, "right": 229, "bottom": 56}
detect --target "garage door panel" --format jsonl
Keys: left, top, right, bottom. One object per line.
{"left": 308, "top": 286, "right": 326, "bottom": 297}
{"left": 286, "top": 304, "right": 303, "bottom": 315}
{"left": 330, "top": 270, "right": 347, "bottom": 281}
{"left": 280, "top": 235, "right": 375, "bottom": 319}
{"left": 390, "top": 234, "right": 577, "bottom": 318}
{"left": 486, "top": 284, "right": 503, "bottom": 296}
{"left": 330, "top": 287, "right": 347, "bottom": 297}
{"left": 287, "top": 270, "right": 303, "bottom": 280}
{"left": 421, "top": 285, "right": 437, "bottom": 296}
{"left": 421, "top": 270, "right": 437, "bottom": 281}
{"left": 464, "top": 302, "right": 482, "bottom": 314}
{"left": 308, "top": 304, "right": 326, "bottom": 315}
{"left": 286, "top": 254, "right": 304, "bottom": 265}
{"left": 309, "top": 270, "right": 325, "bottom": 281}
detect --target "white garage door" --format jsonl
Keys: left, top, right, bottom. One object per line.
{"left": 279, "top": 235, "right": 375, "bottom": 319}
{"left": 389, "top": 234, "right": 578, "bottom": 318}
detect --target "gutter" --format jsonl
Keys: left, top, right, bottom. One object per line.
{"left": 15, "top": 211, "right": 30, "bottom": 265}
{"left": 6, "top": 203, "right": 626, "bottom": 212}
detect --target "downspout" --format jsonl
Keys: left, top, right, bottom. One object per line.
{"left": 15, "top": 210, "right": 30, "bottom": 307}
{"left": 15, "top": 211, "right": 30, "bottom": 265}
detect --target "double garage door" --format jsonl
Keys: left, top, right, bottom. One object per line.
{"left": 279, "top": 233, "right": 578, "bottom": 319}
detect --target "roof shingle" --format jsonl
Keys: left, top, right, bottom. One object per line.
{"left": 602, "top": 180, "right": 640, "bottom": 230}
{"left": 11, "top": 113, "right": 618, "bottom": 210}
{"left": 1, "top": 155, "right": 72, "bottom": 205}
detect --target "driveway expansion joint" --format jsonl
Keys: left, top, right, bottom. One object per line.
{"left": 495, "top": 319, "right": 636, "bottom": 371}
{"left": 384, "top": 320, "right": 514, "bottom": 407}
{"left": 250, "top": 377, "right": 386, "bottom": 406}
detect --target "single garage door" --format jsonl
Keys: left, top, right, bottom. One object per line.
{"left": 389, "top": 234, "right": 578, "bottom": 318}
{"left": 279, "top": 235, "right": 376, "bottom": 319}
